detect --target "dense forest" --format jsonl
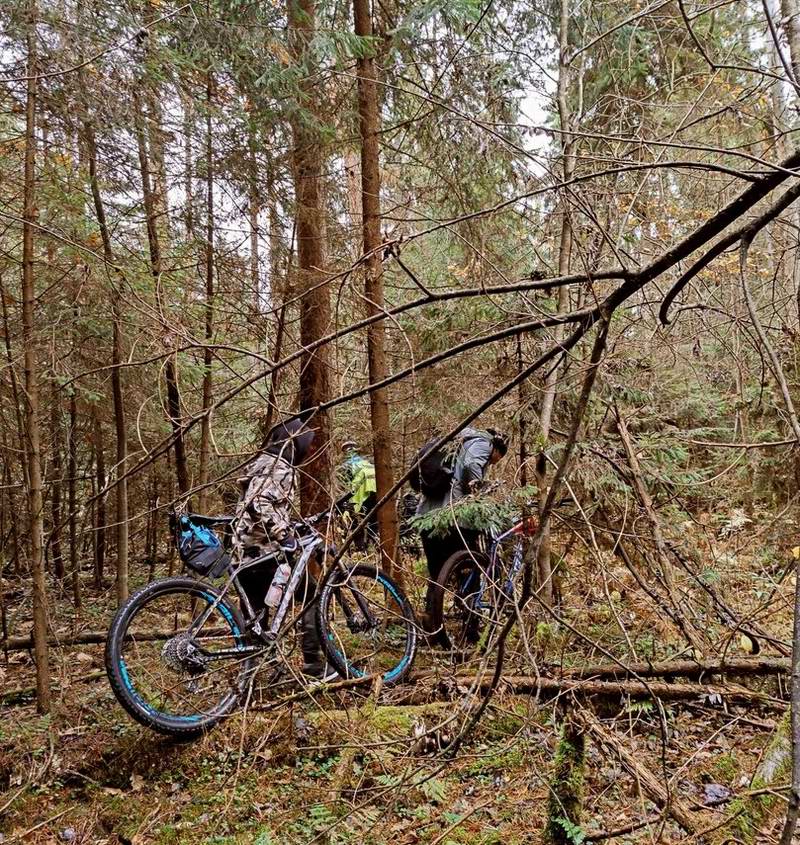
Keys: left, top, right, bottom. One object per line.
{"left": 4, "top": 0, "right": 800, "bottom": 841}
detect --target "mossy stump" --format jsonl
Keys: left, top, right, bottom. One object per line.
{"left": 544, "top": 712, "right": 586, "bottom": 845}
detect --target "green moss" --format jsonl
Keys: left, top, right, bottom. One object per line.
{"left": 308, "top": 703, "right": 450, "bottom": 739}
{"left": 711, "top": 752, "right": 738, "bottom": 783}
{"left": 465, "top": 744, "right": 524, "bottom": 775}
{"left": 543, "top": 718, "right": 585, "bottom": 845}
{"left": 155, "top": 825, "right": 180, "bottom": 845}
{"left": 731, "top": 713, "right": 792, "bottom": 841}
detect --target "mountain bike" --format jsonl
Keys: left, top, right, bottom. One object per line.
{"left": 105, "top": 504, "right": 418, "bottom": 737}
{"left": 426, "top": 515, "right": 539, "bottom": 653}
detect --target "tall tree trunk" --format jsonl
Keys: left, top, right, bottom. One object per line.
{"left": 1, "top": 460, "right": 10, "bottom": 649}
{"left": 134, "top": 89, "right": 190, "bottom": 497}
{"left": 0, "top": 273, "right": 30, "bottom": 494}
{"left": 92, "top": 408, "right": 106, "bottom": 589}
{"left": 166, "top": 357, "right": 190, "bottom": 495}
{"left": 21, "top": 0, "right": 51, "bottom": 712}
{"left": 83, "top": 120, "right": 129, "bottom": 604}
{"left": 516, "top": 335, "right": 528, "bottom": 487}
{"left": 181, "top": 88, "right": 195, "bottom": 239}
{"left": 262, "top": 188, "right": 291, "bottom": 435}
{"left": 49, "top": 382, "right": 64, "bottom": 579}
{"left": 111, "top": 317, "right": 128, "bottom": 603}
{"left": 264, "top": 302, "right": 288, "bottom": 435}
{"left": 287, "top": 0, "right": 332, "bottom": 515}
{"left": 353, "top": 0, "right": 399, "bottom": 574}
{"left": 781, "top": 0, "right": 800, "bottom": 322}
{"left": 68, "top": 385, "right": 80, "bottom": 608}
{"left": 248, "top": 121, "right": 261, "bottom": 312}
{"left": 534, "top": 0, "right": 574, "bottom": 607}
{"left": 197, "top": 73, "right": 215, "bottom": 513}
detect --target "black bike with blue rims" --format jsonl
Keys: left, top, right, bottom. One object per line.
{"left": 104, "top": 578, "right": 253, "bottom": 736}
{"left": 105, "top": 502, "right": 419, "bottom": 736}
{"left": 317, "top": 565, "right": 417, "bottom": 685}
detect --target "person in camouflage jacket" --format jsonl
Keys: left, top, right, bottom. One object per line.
{"left": 233, "top": 413, "right": 335, "bottom": 680}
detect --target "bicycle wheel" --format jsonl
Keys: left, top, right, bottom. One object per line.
{"left": 429, "top": 550, "right": 492, "bottom": 653}
{"left": 105, "top": 577, "right": 253, "bottom": 736}
{"left": 317, "top": 565, "right": 417, "bottom": 685}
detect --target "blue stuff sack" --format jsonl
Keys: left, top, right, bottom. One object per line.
{"left": 177, "top": 517, "right": 230, "bottom": 578}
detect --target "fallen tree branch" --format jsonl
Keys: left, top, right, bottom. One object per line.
{"left": 576, "top": 708, "right": 697, "bottom": 833}
{"left": 1, "top": 669, "right": 105, "bottom": 705}
{"left": 389, "top": 673, "right": 785, "bottom": 710}
{"left": 0, "top": 628, "right": 225, "bottom": 651}
{"left": 556, "top": 656, "right": 790, "bottom": 681}
{"left": 615, "top": 410, "right": 706, "bottom": 652}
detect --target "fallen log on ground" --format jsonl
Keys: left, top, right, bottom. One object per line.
{"left": 1, "top": 628, "right": 228, "bottom": 651}
{"left": 556, "top": 656, "right": 790, "bottom": 681}
{"left": 253, "top": 673, "right": 787, "bottom": 711}
{"left": 428, "top": 674, "right": 783, "bottom": 707}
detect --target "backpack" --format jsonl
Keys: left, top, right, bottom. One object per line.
{"left": 409, "top": 436, "right": 462, "bottom": 498}
{"left": 410, "top": 430, "right": 493, "bottom": 498}
{"left": 173, "top": 515, "right": 230, "bottom": 578}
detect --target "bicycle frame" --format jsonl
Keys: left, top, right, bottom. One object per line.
{"left": 458, "top": 521, "right": 530, "bottom": 615}
{"left": 187, "top": 524, "right": 374, "bottom": 663}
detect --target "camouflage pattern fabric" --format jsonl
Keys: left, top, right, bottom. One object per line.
{"left": 233, "top": 453, "right": 295, "bottom": 553}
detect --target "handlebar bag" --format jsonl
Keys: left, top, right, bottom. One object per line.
{"left": 176, "top": 516, "right": 230, "bottom": 578}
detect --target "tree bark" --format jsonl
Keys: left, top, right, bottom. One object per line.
{"left": 133, "top": 88, "right": 191, "bottom": 497}
{"left": 353, "top": 0, "right": 399, "bottom": 575}
{"left": 21, "top": 0, "right": 51, "bottom": 712}
{"left": 0, "top": 275, "right": 29, "bottom": 496}
{"left": 92, "top": 408, "right": 106, "bottom": 589}
{"left": 166, "top": 357, "right": 190, "bottom": 496}
{"left": 783, "top": 0, "right": 800, "bottom": 83}
{"left": 181, "top": 87, "right": 195, "bottom": 239}
{"left": 535, "top": 0, "right": 575, "bottom": 607}
{"left": 287, "top": 0, "right": 332, "bottom": 515}
{"left": 248, "top": 120, "right": 261, "bottom": 312}
{"left": 68, "top": 387, "right": 80, "bottom": 608}
{"left": 83, "top": 120, "right": 129, "bottom": 605}
{"left": 544, "top": 712, "right": 585, "bottom": 845}
{"left": 197, "top": 72, "right": 215, "bottom": 512}
{"left": 48, "top": 381, "right": 64, "bottom": 579}
{"left": 779, "top": 553, "right": 800, "bottom": 844}
{"left": 781, "top": 0, "right": 800, "bottom": 322}
{"left": 516, "top": 335, "right": 529, "bottom": 486}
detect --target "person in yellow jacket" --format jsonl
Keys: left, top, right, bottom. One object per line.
{"left": 338, "top": 441, "right": 378, "bottom": 548}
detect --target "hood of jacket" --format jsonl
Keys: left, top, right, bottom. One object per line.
{"left": 261, "top": 412, "right": 317, "bottom": 466}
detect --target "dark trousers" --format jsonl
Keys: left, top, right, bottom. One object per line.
{"left": 238, "top": 549, "right": 321, "bottom": 663}
{"left": 420, "top": 527, "right": 483, "bottom": 583}
{"left": 420, "top": 527, "right": 483, "bottom": 634}
{"left": 351, "top": 493, "right": 379, "bottom": 550}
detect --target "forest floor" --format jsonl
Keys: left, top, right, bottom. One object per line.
{"left": 0, "top": 516, "right": 795, "bottom": 844}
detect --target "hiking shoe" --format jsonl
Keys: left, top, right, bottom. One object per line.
{"left": 302, "top": 661, "right": 339, "bottom": 683}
